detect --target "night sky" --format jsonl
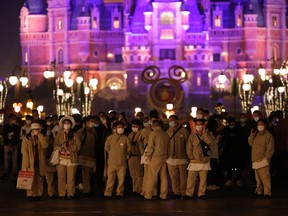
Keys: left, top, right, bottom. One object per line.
{"left": 0, "top": 0, "right": 25, "bottom": 77}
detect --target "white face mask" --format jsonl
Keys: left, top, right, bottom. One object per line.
{"left": 132, "top": 127, "right": 139, "bottom": 133}
{"left": 117, "top": 128, "right": 124, "bottom": 134}
{"left": 169, "top": 121, "right": 175, "bottom": 128}
{"left": 63, "top": 124, "right": 71, "bottom": 130}
{"left": 196, "top": 114, "right": 203, "bottom": 119}
{"left": 257, "top": 125, "right": 265, "bottom": 132}
{"left": 254, "top": 117, "right": 259, "bottom": 122}
{"left": 195, "top": 125, "right": 203, "bottom": 132}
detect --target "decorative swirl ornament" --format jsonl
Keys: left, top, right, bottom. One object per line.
{"left": 168, "top": 65, "right": 187, "bottom": 83}
{"left": 141, "top": 66, "right": 161, "bottom": 84}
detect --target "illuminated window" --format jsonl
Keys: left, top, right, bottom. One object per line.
{"left": 196, "top": 73, "right": 201, "bottom": 86}
{"left": 273, "top": 46, "right": 278, "bottom": 61}
{"left": 92, "top": 17, "right": 98, "bottom": 29}
{"left": 214, "top": 15, "right": 221, "bottom": 27}
{"left": 236, "top": 15, "right": 242, "bottom": 27}
{"left": 24, "top": 51, "right": 28, "bottom": 64}
{"left": 160, "top": 12, "right": 174, "bottom": 25}
{"left": 58, "top": 49, "right": 64, "bottom": 64}
{"left": 134, "top": 75, "right": 139, "bottom": 87}
{"left": 160, "top": 29, "right": 174, "bottom": 40}
{"left": 57, "top": 19, "right": 63, "bottom": 30}
{"left": 272, "top": 16, "right": 277, "bottom": 27}
{"left": 113, "top": 17, "right": 120, "bottom": 29}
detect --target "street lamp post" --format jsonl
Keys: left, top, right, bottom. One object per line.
{"left": 0, "top": 79, "right": 8, "bottom": 124}
{"left": 239, "top": 73, "right": 255, "bottom": 115}
{"left": 8, "top": 66, "right": 29, "bottom": 102}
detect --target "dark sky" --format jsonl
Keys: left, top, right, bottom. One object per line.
{"left": 0, "top": 0, "right": 25, "bottom": 77}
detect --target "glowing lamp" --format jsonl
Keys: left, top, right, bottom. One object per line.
{"left": 84, "top": 86, "right": 90, "bottom": 95}
{"left": 278, "top": 86, "right": 285, "bottom": 93}
{"left": 89, "top": 77, "right": 98, "bottom": 89}
{"left": 64, "top": 78, "right": 74, "bottom": 88}
{"left": 258, "top": 66, "right": 266, "bottom": 81}
{"left": 37, "top": 105, "right": 44, "bottom": 113}
{"left": 76, "top": 76, "right": 84, "bottom": 84}
{"left": 9, "top": 75, "right": 18, "bottom": 86}
{"left": 218, "top": 73, "right": 227, "bottom": 84}
{"left": 63, "top": 68, "right": 72, "bottom": 79}
{"left": 166, "top": 103, "right": 173, "bottom": 111}
{"left": 19, "top": 76, "right": 29, "bottom": 86}
{"left": 0, "top": 84, "right": 4, "bottom": 92}
{"left": 135, "top": 107, "right": 141, "bottom": 113}
{"left": 242, "top": 83, "right": 251, "bottom": 91}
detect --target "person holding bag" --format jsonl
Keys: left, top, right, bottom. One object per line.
{"left": 54, "top": 116, "right": 81, "bottom": 200}
{"left": 21, "top": 123, "right": 48, "bottom": 201}
{"left": 184, "top": 118, "right": 213, "bottom": 200}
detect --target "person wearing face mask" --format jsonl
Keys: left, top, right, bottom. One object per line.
{"left": 21, "top": 123, "right": 48, "bottom": 201}
{"left": 127, "top": 119, "right": 144, "bottom": 195}
{"left": 184, "top": 118, "right": 213, "bottom": 200}
{"left": 220, "top": 116, "right": 243, "bottom": 186}
{"left": 20, "top": 115, "right": 33, "bottom": 140}
{"left": 248, "top": 118, "right": 274, "bottom": 198}
{"left": 54, "top": 116, "right": 81, "bottom": 199}
{"left": 187, "top": 107, "right": 206, "bottom": 134}
{"left": 1, "top": 113, "right": 21, "bottom": 180}
{"left": 76, "top": 115, "right": 98, "bottom": 196}
{"left": 166, "top": 115, "right": 190, "bottom": 198}
{"left": 104, "top": 121, "right": 131, "bottom": 199}
{"left": 252, "top": 110, "right": 263, "bottom": 131}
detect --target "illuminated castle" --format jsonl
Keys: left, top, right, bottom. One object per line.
{"left": 19, "top": 0, "right": 287, "bottom": 114}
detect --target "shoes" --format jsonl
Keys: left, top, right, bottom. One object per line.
{"left": 76, "top": 183, "right": 83, "bottom": 191}
{"left": 181, "top": 195, "right": 193, "bottom": 200}
{"left": 253, "top": 193, "right": 263, "bottom": 199}
{"left": 157, "top": 196, "right": 167, "bottom": 200}
{"left": 67, "top": 196, "right": 74, "bottom": 200}
{"left": 49, "top": 195, "right": 57, "bottom": 199}
{"left": 198, "top": 195, "right": 207, "bottom": 200}
{"left": 224, "top": 180, "right": 233, "bottom": 186}
{"left": 104, "top": 196, "right": 112, "bottom": 200}
{"left": 27, "top": 196, "right": 34, "bottom": 202}
{"left": 115, "top": 195, "right": 124, "bottom": 199}
{"left": 59, "top": 196, "right": 66, "bottom": 200}
{"left": 206, "top": 185, "right": 220, "bottom": 191}
{"left": 264, "top": 195, "right": 272, "bottom": 199}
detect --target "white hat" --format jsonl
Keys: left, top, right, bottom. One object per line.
{"left": 59, "top": 116, "right": 76, "bottom": 129}
{"left": 31, "top": 123, "right": 42, "bottom": 130}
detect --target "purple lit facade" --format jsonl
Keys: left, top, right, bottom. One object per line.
{"left": 19, "top": 0, "right": 287, "bottom": 114}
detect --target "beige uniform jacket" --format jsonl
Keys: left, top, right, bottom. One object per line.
{"left": 166, "top": 126, "right": 189, "bottom": 159}
{"left": 105, "top": 133, "right": 131, "bottom": 166}
{"left": 248, "top": 129, "right": 275, "bottom": 162}
{"left": 128, "top": 131, "right": 143, "bottom": 156}
{"left": 53, "top": 131, "right": 81, "bottom": 163}
{"left": 145, "top": 127, "right": 170, "bottom": 161}
{"left": 186, "top": 130, "right": 213, "bottom": 163}
{"left": 21, "top": 133, "right": 49, "bottom": 176}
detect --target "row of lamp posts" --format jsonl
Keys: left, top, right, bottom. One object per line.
{"left": 44, "top": 61, "right": 98, "bottom": 117}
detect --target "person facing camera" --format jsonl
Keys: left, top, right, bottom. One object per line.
{"left": 104, "top": 121, "right": 131, "bottom": 199}
{"left": 21, "top": 123, "right": 48, "bottom": 201}
{"left": 54, "top": 116, "right": 81, "bottom": 200}
{"left": 248, "top": 118, "right": 274, "bottom": 198}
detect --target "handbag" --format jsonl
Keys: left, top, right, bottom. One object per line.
{"left": 49, "top": 149, "right": 60, "bottom": 166}
{"left": 196, "top": 134, "right": 212, "bottom": 156}
{"left": 16, "top": 170, "right": 34, "bottom": 190}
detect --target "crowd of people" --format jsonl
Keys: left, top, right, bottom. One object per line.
{"left": 1, "top": 107, "right": 287, "bottom": 201}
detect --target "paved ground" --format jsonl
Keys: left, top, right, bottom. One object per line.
{"left": 0, "top": 177, "right": 287, "bottom": 216}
